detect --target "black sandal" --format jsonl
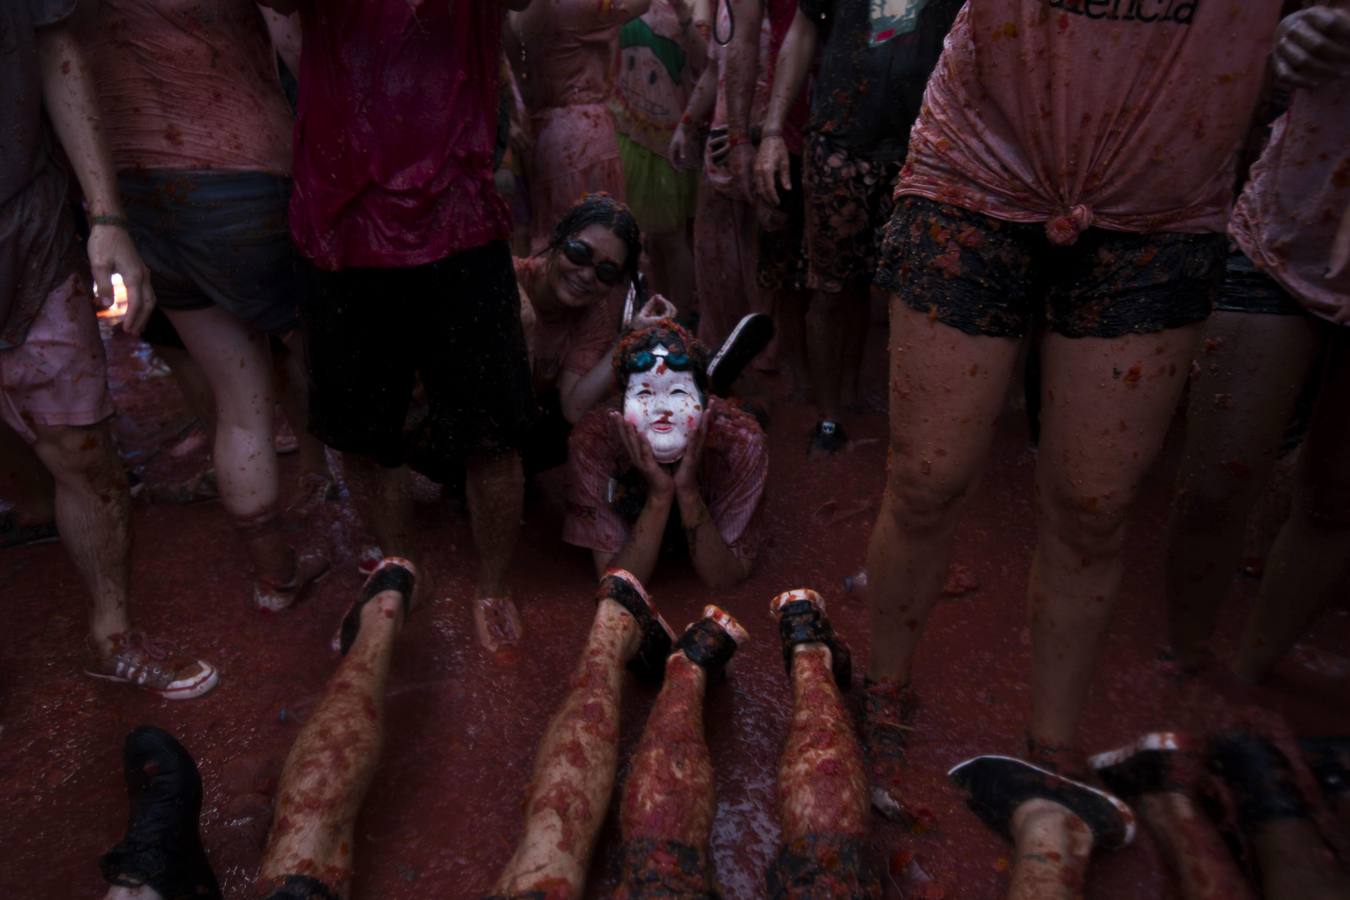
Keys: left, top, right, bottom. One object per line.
{"left": 598, "top": 568, "right": 675, "bottom": 684}
{"left": 337, "top": 557, "right": 416, "bottom": 656}
{"left": 673, "top": 604, "right": 749, "bottom": 683}
{"left": 770, "top": 589, "right": 853, "bottom": 690}
{"left": 948, "top": 755, "right": 1136, "bottom": 850}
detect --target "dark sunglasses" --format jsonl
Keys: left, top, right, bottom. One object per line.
{"left": 561, "top": 239, "right": 625, "bottom": 286}
{"left": 625, "top": 349, "right": 693, "bottom": 374}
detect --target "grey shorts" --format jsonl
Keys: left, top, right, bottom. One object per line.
{"left": 119, "top": 169, "right": 299, "bottom": 335}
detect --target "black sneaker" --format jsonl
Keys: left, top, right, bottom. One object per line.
{"left": 100, "top": 726, "right": 221, "bottom": 899}
{"left": 808, "top": 420, "right": 847, "bottom": 455}
{"left": 1089, "top": 732, "right": 1203, "bottom": 801}
{"left": 707, "top": 313, "right": 775, "bottom": 396}
{"left": 948, "top": 755, "right": 1136, "bottom": 850}
{"left": 673, "top": 604, "right": 749, "bottom": 682}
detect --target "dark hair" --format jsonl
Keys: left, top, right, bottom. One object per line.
{"left": 613, "top": 320, "right": 710, "bottom": 401}
{"left": 549, "top": 192, "right": 642, "bottom": 280}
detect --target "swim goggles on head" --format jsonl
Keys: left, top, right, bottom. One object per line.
{"left": 625, "top": 348, "right": 694, "bottom": 374}
{"left": 561, "top": 238, "right": 625, "bottom": 286}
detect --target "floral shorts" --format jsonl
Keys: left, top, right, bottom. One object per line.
{"left": 875, "top": 196, "right": 1225, "bottom": 338}
{"left": 803, "top": 133, "right": 901, "bottom": 294}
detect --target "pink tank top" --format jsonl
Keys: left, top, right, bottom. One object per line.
{"left": 897, "top": 1, "right": 1283, "bottom": 244}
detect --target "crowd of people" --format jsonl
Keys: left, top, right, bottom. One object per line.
{"left": 3, "top": 0, "right": 1349, "bottom": 897}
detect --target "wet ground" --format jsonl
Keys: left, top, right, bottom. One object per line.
{"left": 3, "top": 320, "right": 1349, "bottom": 899}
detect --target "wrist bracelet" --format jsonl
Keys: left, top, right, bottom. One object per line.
{"left": 90, "top": 214, "right": 132, "bottom": 230}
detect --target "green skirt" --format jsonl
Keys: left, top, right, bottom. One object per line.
{"left": 617, "top": 133, "right": 699, "bottom": 235}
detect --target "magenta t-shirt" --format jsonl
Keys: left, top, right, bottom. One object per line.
{"left": 897, "top": 1, "right": 1283, "bottom": 244}
{"left": 1230, "top": 80, "right": 1350, "bottom": 325}
{"left": 289, "top": 1, "right": 510, "bottom": 270}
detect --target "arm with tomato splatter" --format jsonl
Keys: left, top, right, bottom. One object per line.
{"left": 35, "top": 23, "right": 155, "bottom": 336}
{"left": 755, "top": 7, "right": 816, "bottom": 206}
{"left": 675, "top": 416, "right": 755, "bottom": 589}
{"left": 670, "top": 54, "right": 718, "bottom": 171}
{"left": 559, "top": 295, "right": 678, "bottom": 424}
{"left": 722, "top": 0, "right": 764, "bottom": 201}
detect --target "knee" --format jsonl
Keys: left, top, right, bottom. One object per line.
{"left": 1040, "top": 486, "right": 1132, "bottom": 561}
{"left": 883, "top": 460, "right": 972, "bottom": 535}
{"left": 32, "top": 425, "right": 117, "bottom": 484}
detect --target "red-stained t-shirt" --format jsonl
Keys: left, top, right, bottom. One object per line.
{"left": 563, "top": 398, "right": 768, "bottom": 563}
{"left": 897, "top": 1, "right": 1283, "bottom": 245}
{"left": 289, "top": 1, "right": 510, "bottom": 270}
{"left": 1230, "top": 80, "right": 1350, "bottom": 326}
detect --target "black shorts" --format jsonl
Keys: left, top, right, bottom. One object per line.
{"left": 757, "top": 152, "right": 808, "bottom": 294}
{"left": 119, "top": 169, "right": 300, "bottom": 335}
{"left": 767, "top": 833, "right": 879, "bottom": 899}
{"left": 803, "top": 132, "right": 900, "bottom": 293}
{"left": 875, "top": 196, "right": 1225, "bottom": 339}
{"left": 301, "top": 241, "right": 536, "bottom": 468}
{"left": 1216, "top": 249, "right": 1307, "bottom": 317}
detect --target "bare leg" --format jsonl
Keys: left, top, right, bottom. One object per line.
{"left": 274, "top": 331, "right": 331, "bottom": 483}
{"left": 1136, "top": 793, "right": 1255, "bottom": 899}
{"left": 1164, "top": 311, "right": 1320, "bottom": 668}
{"left": 775, "top": 284, "right": 810, "bottom": 397}
{"left": 493, "top": 599, "right": 640, "bottom": 897}
{"left": 619, "top": 655, "right": 713, "bottom": 848}
{"left": 840, "top": 286, "right": 872, "bottom": 409}
{"left": 29, "top": 422, "right": 131, "bottom": 649}
{"left": 155, "top": 344, "right": 217, "bottom": 437}
{"left": 1030, "top": 326, "right": 1201, "bottom": 755}
{"left": 1236, "top": 333, "right": 1350, "bottom": 681}
{"left": 1251, "top": 818, "right": 1350, "bottom": 899}
{"left": 259, "top": 581, "right": 409, "bottom": 896}
{"left": 779, "top": 644, "right": 868, "bottom": 842}
{"left": 806, "top": 287, "right": 855, "bottom": 429}
{"left": 1007, "top": 799, "right": 1094, "bottom": 900}
{"left": 648, "top": 228, "right": 696, "bottom": 315}
{"left": 343, "top": 455, "right": 417, "bottom": 573}
{"left": 466, "top": 450, "right": 525, "bottom": 651}
{"left": 864, "top": 302, "right": 1020, "bottom": 685}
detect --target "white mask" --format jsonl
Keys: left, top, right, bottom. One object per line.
{"left": 622, "top": 344, "right": 704, "bottom": 463}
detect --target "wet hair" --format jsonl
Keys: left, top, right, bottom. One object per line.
{"left": 613, "top": 320, "right": 710, "bottom": 401}
{"left": 548, "top": 193, "right": 642, "bottom": 280}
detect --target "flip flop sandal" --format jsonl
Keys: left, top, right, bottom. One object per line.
{"left": 707, "top": 313, "right": 775, "bottom": 397}
{"left": 673, "top": 604, "right": 749, "bottom": 683}
{"left": 948, "top": 755, "right": 1136, "bottom": 850}
{"left": 100, "top": 726, "right": 222, "bottom": 900}
{"left": 1209, "top": 731, "right": 1311, "bottom": 827}
{"left": 770, "top": 589, "right": 853, "bottom": 690}
{"left": 598, "top": 568, "right": 675, "bottom": 684}
{"left": 336, "top": 558, "right": 416, "bottom": 656}
{"left": 1089, "top": 732, "right": 1200, "bottom": 800}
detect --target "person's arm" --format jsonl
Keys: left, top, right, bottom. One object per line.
{"left": 36, "top": 22, "right": 155, "bottom": 336}
{"left": 722, "top": 0, "right": 763, "bottom": 200}
{"left": 1271, "top": 2, "right": 1350, "bottom": 89}
{"left": 754, "top": 8, "right": 818, "bottom": 205}
{"left": 595, "top": 413, "right": 677, "bottom": 582}
{"left": 670, "top": 57, "right": 718, "bottom": 170}
{"left": 259, "top": 5, "right": 302, "bottom": 80}
{"left": 670, "top": 0, "right": 708, "bottom": 73}
{"left": 255, "top": 0, "right": 300, "bottom": 13}
{"left": 558, "top": 295, "right": 677, "bottom": 423}
{"left": 671, "top": 418, "right": 753, "bottom": 589}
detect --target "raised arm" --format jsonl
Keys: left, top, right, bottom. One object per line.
{"left": 36, "top": 22, "right": 155, "bottom": 335}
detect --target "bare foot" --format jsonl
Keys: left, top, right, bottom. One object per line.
{"left": 474, "top": 595, "right": 523, "bottom": 653}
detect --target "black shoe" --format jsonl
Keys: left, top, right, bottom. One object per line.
{"left": 948, "top": 755, "right": 1136, "bottom": 850}
{"left": 673, "top": 605, "right": 749, "bottom": 682}
{"left": 770, "top": 589, "right": 852, "bottom": 690}
{"left": 100, "top": 726, "right": 221, "bottom": 900}
{"left": 1209, "top": 732, "right": 1310, "bottom": 827}
{"left": 598, "top": 568, "right": 675, "bottom": 684}
{"left": 336, "top": 557, "right": 415, "bottom": 655}
{"left": 1089, "top": 732, "right": 1202, "bottom": 800}
{"left": 708, "top": 313, "right": 775, "bottom": 396}
{"left": 808, "top": 420, "right": 847, "bottom": 455}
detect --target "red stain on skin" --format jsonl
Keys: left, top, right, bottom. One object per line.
{"left": 1122, "top": 364, "right": 1142, "bottom": 387}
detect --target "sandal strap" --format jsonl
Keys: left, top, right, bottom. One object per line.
{"left": 776, "top": 599, "right": 853, "bottom": 689}
{"left": 339, "top": 559, "right": 415, "bottom": 655}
